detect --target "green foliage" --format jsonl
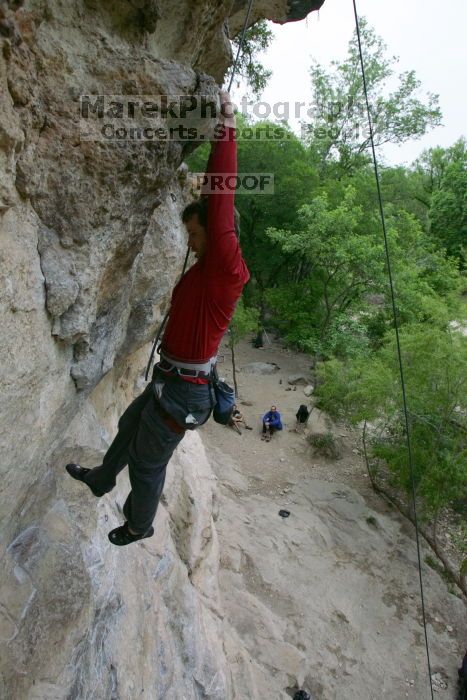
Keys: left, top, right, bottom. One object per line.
{"left": 383, "top": 208, "right": 463, "bottom": 327}
{"left": 308, "top": 432, "right": 340, "bottom": 459}
{"left": 413, "top": 138, "right": 467, "bottom": 197}
{"left": 305, "top": 18, "right": 442, "bottom": 174}
{"left": 227, "top": 20, "right": 273, "bottom": 97}
{"left": 425, "top": 555, "right": 441, "bottom": 572}
{"left": 413, "top": 138, "right": 467, "bottom": 267}
{"left": 430, "top": 160, "right": 467, "bottom": 267}
{"left": 315, "top": 325, "right": 467, "bottom": 516}
{"left": 265, "top": 186, "right": 383, "bottom": 353}
{"left": 227, "top": 297, "right": 259, "bottom": 348}
{"left": 183, "top": 20, "right": 465, "bottom": 525}
{"left": 265, "top": 186, "right": 462, "bottom": 356}
{"left": 185, "top": 140, "right": 210, "bottom": 176}
{"left": 234, "top": 119, "right": 319, "bottom": 314}
{"left": 451, "top": 522, "right": 467, "bottom": 556}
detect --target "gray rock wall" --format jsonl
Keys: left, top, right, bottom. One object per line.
{"left": 0, "top": 0, "right": 324, "bottom": 696}
{"left": 1, "top": 347, "right": 231, "bottom": 699}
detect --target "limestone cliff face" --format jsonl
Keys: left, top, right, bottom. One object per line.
{"left": 0, "top": 1, "right": 323, "bottom": 697}
{"left": 2, "top": 350, "right": 230, "bottom": 699}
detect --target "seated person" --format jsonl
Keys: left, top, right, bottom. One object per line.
{"left": 262, "top": 405, "right": 282, "bottom": 441}
{"left": 295, "top": 404, "right": 311, "bottom": 432}
{"left": 228, "top": 404, "right": 252, "bottom": 434}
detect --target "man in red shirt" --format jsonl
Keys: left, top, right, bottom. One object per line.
{"left": 66, "top": 91, "right": 249, "bottom": 545}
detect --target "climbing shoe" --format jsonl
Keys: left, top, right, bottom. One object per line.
{"left": 65, "top": 463, "right": 105, "bottom": 497}
{"left": 108, "top": 522, "right": 154, "bottom": 546}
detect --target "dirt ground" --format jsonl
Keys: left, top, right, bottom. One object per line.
{"left": 204, "top": 336, "right": 387, "bottom": 513}
{"left": 200, "top": 336, "right": 466, "bottom": 700}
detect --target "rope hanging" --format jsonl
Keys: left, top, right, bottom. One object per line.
{"left": 143, "top": 1, "right": 437, "bottom": 694}
{"left": 351, "top": 2, "right": 434, "bottom": 696}
{"left": 144, "top": 248, "right": 190, "bottom": 381}
{"left": 228, "top": 0, "right": 255, "bottom": 93}
{"left": 145, "top": 0, "right": 255, "bottom": 381}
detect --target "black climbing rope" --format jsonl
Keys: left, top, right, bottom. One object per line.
{"left": 144, "top": 248, "right": 190, "bottom": 381}
{"left": 228, "top": 0, "right": 255, "bottom": 93}
{"left": 352, "top": 2, "right": 434, "bottom": 697}
{"left": 145, "top": 0, "right": 255, "bottom": 381}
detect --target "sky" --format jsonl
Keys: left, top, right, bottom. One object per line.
{"left": 230, "top": 0, "right": 467, "bottom": 166}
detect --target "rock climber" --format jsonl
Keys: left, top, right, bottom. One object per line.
{"left": 65, "top": 89, "right": 249, "bottom": 546}
{"left": 261, "top": 405, "right": 282, "bottom": 441}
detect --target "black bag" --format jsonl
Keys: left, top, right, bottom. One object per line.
{"left": 294, "top": 691, "right": 311, "bottom": 700}
{"left": 211, "top": 375, "right": 236, "bottom": 425}
{"left": 459, "top": 650, "right": 467, "bottom": 700}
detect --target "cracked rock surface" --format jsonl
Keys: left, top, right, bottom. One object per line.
{"left": 1, "top": 368, "right": 230, "bottom": 699}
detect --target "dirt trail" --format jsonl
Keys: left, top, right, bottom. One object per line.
{"left": 204, "top": 337, "right": 383, "bottom": 512}
{"left": 200, "top": 337, "right": 466, "bottom": 700}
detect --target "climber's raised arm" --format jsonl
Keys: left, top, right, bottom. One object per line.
{"left": 202, "top": 91, "right": 241, "bottom": 273}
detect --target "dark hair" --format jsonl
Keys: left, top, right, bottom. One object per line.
{"left": 182, "top": 198, "right": 208, "bottom": 229}
{"left": 182, "top": 198, "right": 240, "bottom": 238}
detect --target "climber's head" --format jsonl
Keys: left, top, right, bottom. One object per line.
{"left": 182, "top": 198, "right": 240, "bottom": 260}
{"left": 182, "top": 200, "right": 208, "bottom": 260}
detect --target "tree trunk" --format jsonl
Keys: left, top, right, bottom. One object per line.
{"left": 361, "top": 426, "right": 465, "bottom": 598}
{"left": 231, "top": 343, "right": 239, "bottom": 397}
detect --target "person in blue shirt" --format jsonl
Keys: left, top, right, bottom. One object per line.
{"left": 262, "top": 405, "right": 283, "bottom": 441}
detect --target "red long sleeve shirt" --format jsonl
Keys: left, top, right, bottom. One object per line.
{"left": 160, "top": 127, "right": 250, "bottom": 365}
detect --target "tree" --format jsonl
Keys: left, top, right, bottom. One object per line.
{"left": 265, "top": 184, "right": 385, "bottom": 354}
{"left": 304, "top": 18, "right": 442, "bottom": 174}
{"left": 413, "top": 138, "right": 467, "bottom": 199}
{"left": 413, "top": 138, "right": 467, "bottom": 267}
{"left": 429, "top": 146, "right": 467, "bottom": 267}
{"left": 315, "top": 325, "right": 467, "bottom": 523}
{"left": 265, "top": 182, "right": 462, "bottom": 356}
{"left": 234, "top": 120, "right": 318, "bottom": 319}
{"left": 226, "top": 298, "right": 259, "bottom": 396}
{"left": 226, "top": 20, "right": 273, "bottom": 98}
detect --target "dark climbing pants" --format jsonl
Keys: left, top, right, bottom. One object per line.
{"left": 262, "top": 422, "right": 279, "bottom": 436}
{"left": 84, "top": 371, "right": 213, "bottom": 533}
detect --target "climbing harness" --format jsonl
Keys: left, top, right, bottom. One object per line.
{"left": 352, "top": 2, "right": 434, "bottom": 696}
{"left": 145, "top": 0, "right": 255, "bottom": 382}
{"left": 157, "top": 355, "right": 217, "bottom": 377}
